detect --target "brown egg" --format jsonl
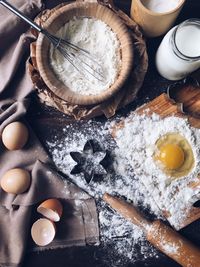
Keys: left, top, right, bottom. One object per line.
{"left": 0, "top": 168, "right": 31, "bottom": 194}
{"left": 2, "top": 121, "right": 29, "bottom": 150}
{"left": 31, "top": 218, "right": 56, "bottom": 246}
{"left": 37, "top": 199, "right": 63, "bottom": 222}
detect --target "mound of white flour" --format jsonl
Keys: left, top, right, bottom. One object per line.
{"left": 50, "top": 17, "right": 121, "bottom": 96}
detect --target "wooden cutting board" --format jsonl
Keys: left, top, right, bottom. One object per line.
{"left": 137, "top": 84, "right": 200, "bottom": 129}
{"left": 113, "top": 83, "right": 200, "bottom": 230}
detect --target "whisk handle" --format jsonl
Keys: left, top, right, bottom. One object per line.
{"left": 0, "top": 0, "right": 43, "bottom": 33}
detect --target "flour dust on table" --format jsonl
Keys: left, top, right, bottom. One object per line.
{"left": 46, "top": 112, "right": 200, "bottom": 265}
{"left": 114, "top": 113, "right": 200, "bottom": 230}
{"left": 46, "top": 119, "right": 162, "bottom": 266}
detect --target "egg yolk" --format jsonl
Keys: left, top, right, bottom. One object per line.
{"left": 157, "top": 144, "right": 185, "bottom": 170}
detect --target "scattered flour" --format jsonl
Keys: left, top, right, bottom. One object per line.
{"left": 115, "top": 113, "right": 200, "bottom": 230}
{"left": 50, "top": 17, "right": 121, "bottom": 96}
{"left": 46, "top": 119, "right": 161, "bottom": 265}
{"left": 46, "top": 113, "right": 200, "bottom": 265}
{"left": 161, "top": 242, "right": 178, "bottom": 254}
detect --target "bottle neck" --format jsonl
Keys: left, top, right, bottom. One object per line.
{"left": 171, "top": 19, "right": 200, "bottom": 62}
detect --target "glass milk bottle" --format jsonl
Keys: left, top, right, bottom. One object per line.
{"left": 156, "top": 19, "right": 200, "bottom": 80}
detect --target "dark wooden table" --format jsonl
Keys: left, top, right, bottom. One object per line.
{"left": 24, "top": 1, "right": 200, "bottom": 266}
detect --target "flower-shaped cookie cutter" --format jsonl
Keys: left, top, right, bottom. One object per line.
{"left": 70, "top": 140, "right": 108, "bottom": 184}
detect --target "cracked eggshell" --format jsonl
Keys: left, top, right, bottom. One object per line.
{"left": 37, "top": 199, "right": 63, "bottom": 222}
{"left": 1, "top": 168, "right": 31, "bottom": 194}
{"left": 31, "top": 218, "right": 56, "bottom": 246}
{"left": 2, "top": 121, "right": 29, "bottom": 150}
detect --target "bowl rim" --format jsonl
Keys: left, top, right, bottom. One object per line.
{"left": 36, "top": 2, "right": 134, "bottom": 106}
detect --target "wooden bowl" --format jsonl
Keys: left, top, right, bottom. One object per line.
{"left": 36, "top": 2, "right": 133, "bottom": 106}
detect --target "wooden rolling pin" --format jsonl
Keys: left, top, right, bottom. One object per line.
{"left": 103, "top": 193, "right": 200, "bottom": 267}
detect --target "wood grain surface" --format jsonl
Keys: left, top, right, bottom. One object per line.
{"left": 24, "top": 1, "right": 200, "bottom": 267}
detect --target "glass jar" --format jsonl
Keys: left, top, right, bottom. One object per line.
{"left": 155, "top": 19, "right": 200, "bottom": 80}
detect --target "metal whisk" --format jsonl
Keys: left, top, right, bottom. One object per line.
{"left": 0, "top": 0, "right": 104, "bottom": 81}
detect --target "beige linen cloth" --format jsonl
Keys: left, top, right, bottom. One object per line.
{"left": 0, "top": 1, "right": 99, "bottom": 267}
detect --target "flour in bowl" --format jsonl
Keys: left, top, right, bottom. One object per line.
{"left": 50, "top": 17, "right": 121, "bottom": 96}
{"left": 141, "top": 0, "right": 182, "bottom": 13}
